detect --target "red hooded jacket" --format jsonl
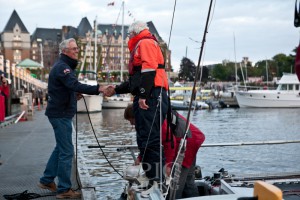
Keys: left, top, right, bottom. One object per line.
{"left": 162, "top": 114, "right": 205, "bottom": 168}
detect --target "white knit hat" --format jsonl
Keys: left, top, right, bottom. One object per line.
{"left": 128, "top": 21, "right": 149, "bottom": 34}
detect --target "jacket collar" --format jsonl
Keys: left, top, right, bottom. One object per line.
{"left": 60, "top": 54, "right": 78, "bottom": 70}
{"left": 127, "top": 29, "right": 158, "bottom": 52}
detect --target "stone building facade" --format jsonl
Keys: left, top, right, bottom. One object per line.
{"left": 0, "top": 10, "right": 172, "bottom": 82}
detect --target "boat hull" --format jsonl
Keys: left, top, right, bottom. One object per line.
{"left": 236, "top": 90, "right": 300, "bottom": 108}
{"left": 102, "top": 100, "right": 131, "bottom": 109}
{"left": 77, "top": 94, "right": 103, "bottom": 112}
{"left": 102, "top": 96, "right": 132, "bottom": 109}
{"left": 236, "top": 74, "right": 300, "bottom": 108}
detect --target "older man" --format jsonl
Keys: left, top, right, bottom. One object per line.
{"left": 106, "top": 21, "right": 169, "bottom": 186}
{"left": 39, "top": 38, "right": 108, "bottom": 199}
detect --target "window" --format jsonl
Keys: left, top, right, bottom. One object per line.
{"left": 280, "top": 84, "right": 287, "bottom": 91}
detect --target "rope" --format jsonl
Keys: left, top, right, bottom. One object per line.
{"left": 3, "top": 190, "right": 55, "bottom": 200}
{"left": 78, "top": 95, "right": 123, "bottom": 177}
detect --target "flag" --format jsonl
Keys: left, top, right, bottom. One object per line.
{"left": 107, "top": 2, "right": 114, "bottom": 6}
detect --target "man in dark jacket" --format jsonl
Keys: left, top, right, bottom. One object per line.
{"left": 39, "top": 38, "right": 107, "bottom": 199}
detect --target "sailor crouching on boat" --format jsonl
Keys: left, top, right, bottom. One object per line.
{"left": 105, "top": 21, "right": 169, "bottom": 188}
{"left": 165, "top": 110, "right": 205, "bottom": 199}
{"left": 39, "top": 38, "right": 110, "bottom": 199}
{"left": 124, "top": 104, "right": 206, "bottom": 198}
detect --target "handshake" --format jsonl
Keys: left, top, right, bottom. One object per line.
{"left": 99, "top": 85, "right": 116, "bottom": 97}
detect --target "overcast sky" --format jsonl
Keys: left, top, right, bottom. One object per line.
{"left": 0, "top": 0, "right": 299, "bottom": 71}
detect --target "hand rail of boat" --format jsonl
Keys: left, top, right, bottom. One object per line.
{"left": 87, "top": 139, "right": 300, "bottom": 150}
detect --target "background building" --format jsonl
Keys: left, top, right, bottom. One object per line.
{"left": 0, "top": 10, "right": 31, "bottom": 64}
{"left": 0, "top": 10, "right": 172, "bottom": 83}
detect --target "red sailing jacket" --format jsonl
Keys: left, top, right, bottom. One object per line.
{"left": 128, "top": 29, "right": 168, "bottom": 98}
{"left": 162, "top": 114, "right": 205, "bottom": 168}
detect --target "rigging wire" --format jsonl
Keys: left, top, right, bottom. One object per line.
{"left": 167, "top": 0, "right": 177, "bottom": 50}
{"left": 167, "top": 0, "right": 216, "bottom": 198}
{"left": 185, "top": 0, "right": 215, "bottom": 140}
{"left": 102, "top": 2, "right": 124, "bottom": 73}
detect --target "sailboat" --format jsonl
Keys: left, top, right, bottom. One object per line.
{"left": 78, "top": 1, "right": 300, "bottom": 199}
{"left": 77, "top": 18, "right": 103, "bottom": 113}
{"left": 102, "top": 1, "right": 132, "bottom": 109}
{"left": 116, "top": 1, "right": 295, "bottom": 199}
{"left": 219, "top": 34, "right": 240, "bottom": 108}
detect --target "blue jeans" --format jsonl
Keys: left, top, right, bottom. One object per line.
{"left": 40, "top": 117, "right": 74, "bottom": 194}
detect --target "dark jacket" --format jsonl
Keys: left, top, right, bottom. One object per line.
{"left": 45, "top": 54, "right": 100, "bottom": 118}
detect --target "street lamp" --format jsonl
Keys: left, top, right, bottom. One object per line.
{"left": 36, "top": 38, "right": 44, "bottom": 81}
{"left": 36, "top": 38, "right": 44, "bottom": 68}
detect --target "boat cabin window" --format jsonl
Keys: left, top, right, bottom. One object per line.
{"left": 288, "top": 84, "right": 293, "bottom": 91}
{"left": 280, "top": 84, "right": 287, "bottom": 91}
{"left": 296, "top": 84, "right": 299, "bottom": 91}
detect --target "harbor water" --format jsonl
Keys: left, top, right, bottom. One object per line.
{"left": 75, "top": 108, "right": 300, "bottom": 199}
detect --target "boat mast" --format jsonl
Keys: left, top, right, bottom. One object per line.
{"left": 266, "top": 59, "right": 269, "bottom": 86}
{"left": 120, "top": 1, "right": 124, "bottom": 82}
{"left": 233, "top": 33, "right": 238, "bottom": 86}
{"left": 94, "top": 17, "right": 97, "bottom": 75}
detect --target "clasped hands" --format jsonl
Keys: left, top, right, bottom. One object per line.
{"left": 99, "top": 85, "right": 116, "bottom": 97}
{"left": 76, "top": 85, "right": 115, "bottom": 101}
{"left": 98, "top": 85, "right": 149, "bottom": 110}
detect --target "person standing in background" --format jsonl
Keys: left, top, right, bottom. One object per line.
{"left": 0, "top": 73, "right": 10, "bottom": 122}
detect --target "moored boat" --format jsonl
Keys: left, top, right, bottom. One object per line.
{"left": 77, "top": 73, "right": 103, "bottom": 113}
{"left": 102, "top": 94, "right": 132, "bottom": 109}
{"left": 171, "top": 100, "right": 210, "bottom": 110}
{"left": 235, "top": 73, "right": 300, "bottom": 108}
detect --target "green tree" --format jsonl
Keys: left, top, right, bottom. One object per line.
{"left": 209, "top": 61, "right": 241, "bottom": 81}
{"left": 272, "top": 53, "right": 294, "bottom": 76}
{"left": 178, "top": 57, "right": 196, "bottom": 81}
{"left": 199, "top": 66, "right": 209, "bottom": 82}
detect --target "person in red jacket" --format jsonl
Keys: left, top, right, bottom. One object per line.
{"left": 0, "top": 73, "right": 10, "bottom": 122}
{"left": 124, "top": 104, "right": 205, "bottom": 198}
{"left": 107, "top": 21, "right": 169, "bottom": 185}
{"left": 0, "top": 74, "right": 9, "bottom": 97}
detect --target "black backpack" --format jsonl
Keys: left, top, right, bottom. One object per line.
{"left": 166, "top": 97, "right": 192, "bottom": 148}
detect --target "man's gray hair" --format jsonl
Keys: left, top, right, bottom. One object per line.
{"left": 128, "top": 21, "right": 149, "bottom": 34}
{"left": 59, "top": 38, "right": 76, "bottom": 54}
